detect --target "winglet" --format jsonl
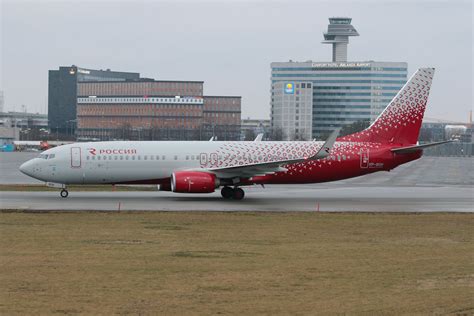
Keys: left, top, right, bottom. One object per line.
{"left": 309, "top": 129, "right": 340, "bottom": 160}
{"left": 209, "top": 136, "right": 215, "bottom": 141}
{"left": 254, "top": 133, "right": 264, "bottom": 142}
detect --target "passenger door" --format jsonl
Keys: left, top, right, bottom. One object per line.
{"left": 360, "top": 148, "right": 369, "bottom": 168}
{"left": 71, "top": 147, "right": 82, "bottom": 168}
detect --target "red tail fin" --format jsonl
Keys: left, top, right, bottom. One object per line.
{"left": 340, "top": 68, "right": 435, "bottom": 146}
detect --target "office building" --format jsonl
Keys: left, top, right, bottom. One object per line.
{"left": 202, "top": 96, "right": 242, "bottom": 140}
{"left": 48, "top": 66, "right": 139, "bottom": 135}
{"left": 76, "top": 79, "right": 240, "bottom": 141}
{"left": 49, "top": 66, "right": 241, "bottom": 141}
{"left": 270, "top": 18, "right": 407, "bottom": 140}
{"left": 271, "top": 81, "right": 314, "bottom": 140}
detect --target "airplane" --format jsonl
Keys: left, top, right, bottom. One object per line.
{"left": 20, "top": 68, "right": 451, "bottom": 200}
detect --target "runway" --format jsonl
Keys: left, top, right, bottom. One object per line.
{"left": 1, "top": 153, "right": 473, "bottom": 212}
{"left": 1, "top": 185, "right": 472, "bottom": 212}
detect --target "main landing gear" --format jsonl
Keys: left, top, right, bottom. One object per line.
{"left": 60, "top": 189, "right": 69, "bottom": 198}
{"left": 221, "top": 186, "right": 245, "bottom": 200}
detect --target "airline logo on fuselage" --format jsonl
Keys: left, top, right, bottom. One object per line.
{"left": 87, "top": 148, "right": 137, "bottom": 155}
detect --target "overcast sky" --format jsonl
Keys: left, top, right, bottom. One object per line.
{"left": 1, "top": 0, "right": 472, "bottom": 122}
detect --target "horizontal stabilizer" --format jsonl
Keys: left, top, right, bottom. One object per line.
{"left": 391, "top": 140, "right": 453, "bottom": 154}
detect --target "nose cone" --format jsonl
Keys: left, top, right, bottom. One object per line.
{"left": 19, "top": 160, "right": 35, "bottom": 177}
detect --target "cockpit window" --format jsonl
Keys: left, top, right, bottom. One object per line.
{"left": 38, "top": 154, "right": 55, "bottom": 159}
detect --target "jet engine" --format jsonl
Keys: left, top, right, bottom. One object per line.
{"left": 171, "top": 171, "right": 219, "bottom": 193}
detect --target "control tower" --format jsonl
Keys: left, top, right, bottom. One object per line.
{"left": 322, "top": 17, "right": 359, "bottom": 62}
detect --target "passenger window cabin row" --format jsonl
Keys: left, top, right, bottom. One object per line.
{"left": 84, "top": 154, "right": 350, "bottom": 162}
{"left": 86, "top": 155, "right": 167, "bottom": 161}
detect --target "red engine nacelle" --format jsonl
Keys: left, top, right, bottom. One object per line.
{"left": 171, "top": 171, "right": 219, "bottom": 193}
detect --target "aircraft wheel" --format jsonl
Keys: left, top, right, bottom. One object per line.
{"left": 232, "top": 188, "right": 245, "bottom": 200}
{"left": 221, "top": 186, "right": 233, "bottom": 199}
{"left": 60, "top": 189, "right": 69, "bottom": 198}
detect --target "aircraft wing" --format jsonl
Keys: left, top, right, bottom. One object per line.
{"left": 204, "top": 129, "right": 339, "bottom": 178}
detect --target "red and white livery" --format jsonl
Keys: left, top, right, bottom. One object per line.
{"left": 20, "top": 68, "right": 450, "bottom": 199}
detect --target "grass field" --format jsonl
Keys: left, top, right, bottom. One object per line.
{"left": 1, "top": 211, "right": 473, "bottom": 315}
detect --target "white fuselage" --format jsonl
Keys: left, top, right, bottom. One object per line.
{"left": 19, "top": 141, "right": 326, "bottom": 185}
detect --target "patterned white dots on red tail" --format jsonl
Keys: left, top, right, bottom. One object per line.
{"left": 340, "top": 68, "right": 435, "bottom": 146}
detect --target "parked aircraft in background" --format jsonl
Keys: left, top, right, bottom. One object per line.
{"left": 20, "top": 68, "right": 450, "bottom": 199}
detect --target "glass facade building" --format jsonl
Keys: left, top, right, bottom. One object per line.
{"left": 270, "top": 61, "right": 408, "bottom": 139}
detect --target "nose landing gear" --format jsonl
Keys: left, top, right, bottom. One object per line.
{"left": 221, "top": 186, "right": 245, "bottom": 200}
{"left": 60, "top": 189, "right": 69, "bottom": 198}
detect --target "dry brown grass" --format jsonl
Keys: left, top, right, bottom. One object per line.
{"left": 1, "top": 211, "right": 473, "bottom": 315}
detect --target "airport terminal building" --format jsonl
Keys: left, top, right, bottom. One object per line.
{"left": 270, "top": 17, "right": 408, "bottom": 140}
